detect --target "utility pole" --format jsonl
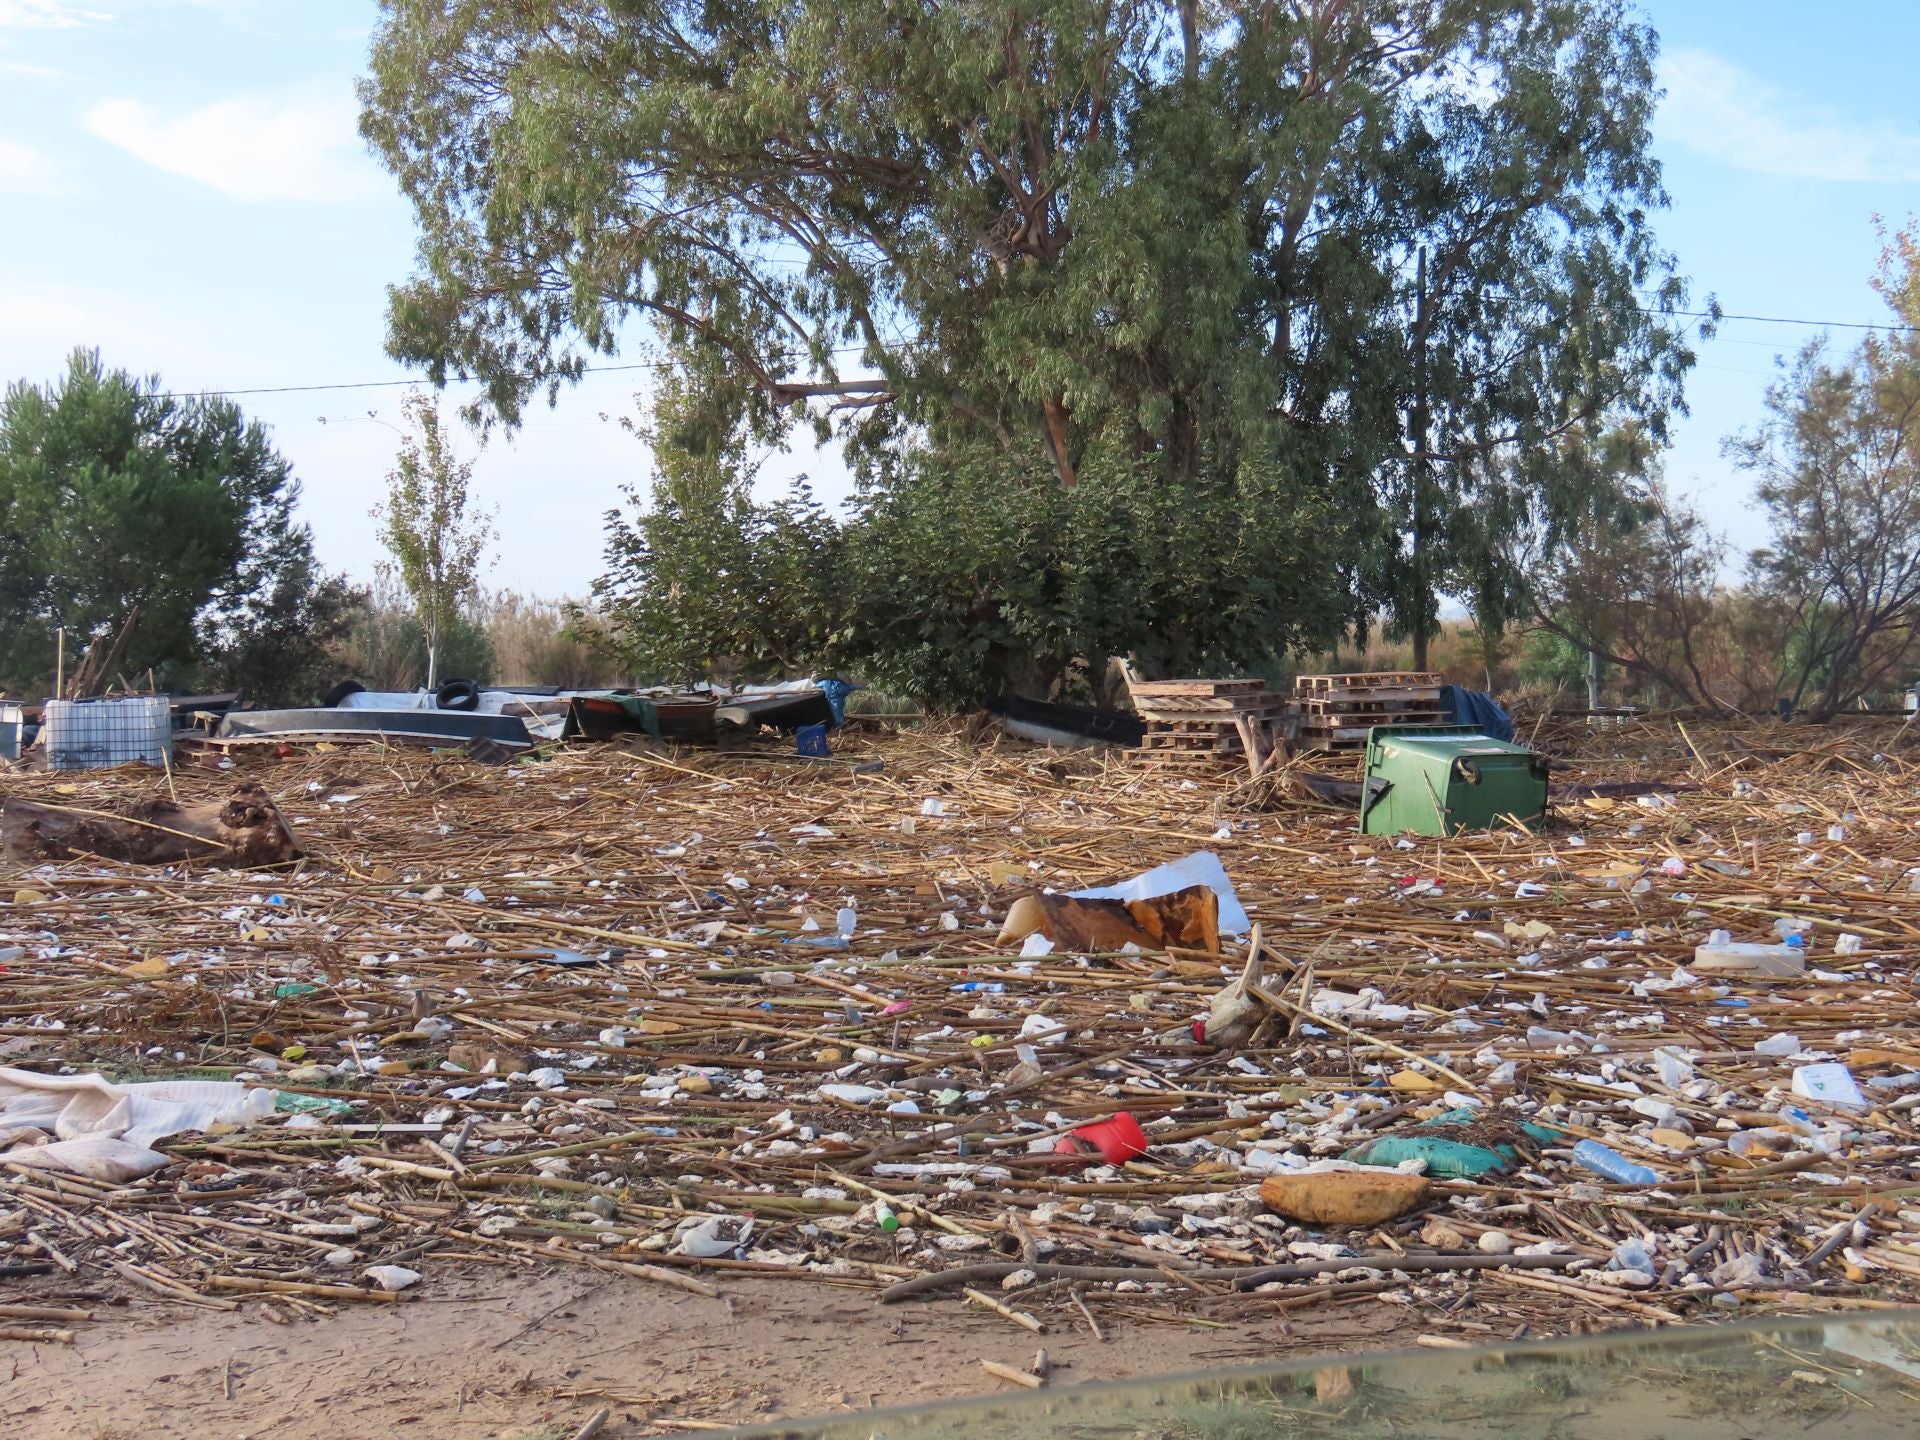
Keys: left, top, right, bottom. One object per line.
{"left": 1410, "top": 246, "right": 1432, "bottom": 672}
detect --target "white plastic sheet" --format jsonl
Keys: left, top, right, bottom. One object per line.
{"left": 1069, "top": 850, "right": 1250, "bottom": 934}
{"left": 0, "top": 1067, "right": 277, "bottom": 1181}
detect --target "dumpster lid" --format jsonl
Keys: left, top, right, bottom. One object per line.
{"left": 1368, "top": 725, "right": 1533, "bottom": 757}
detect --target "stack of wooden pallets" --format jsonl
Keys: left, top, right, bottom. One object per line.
{"left": 1125, "top": 676, "right": 1288, "bottom": 775}
{"left": 1292, "top": 671, "right": 1448, "bottom": 752}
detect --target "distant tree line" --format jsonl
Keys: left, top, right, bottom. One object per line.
{"left": 12, "top": 3, "right": 1919, "bottom": 721}
{"left": 0, "top": 351, "right": 615, "bottom": 705}
{"left": 1516, "top": 225, "right": 1920, "bottom": 719}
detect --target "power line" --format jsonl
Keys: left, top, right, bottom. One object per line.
{"left": 1661, "top": 307, "right": 1916, "bottom": 335}
{"left": 149, "top": 345, "right": 876, "bottom": 402}
{"left": 149, "top": 359, "right": 669, "bottom": 401}
{"left": 139, "top": 307, "right": 1912, "bottom": 403}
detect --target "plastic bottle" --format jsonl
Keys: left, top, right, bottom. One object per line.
{"left": 836, "top": 906, "right": 858, "bottom": 937}
{"left": 873, "top": 1202, "right": 901, "bottom": 1233}
{"left": 1572, "top": 1139, "right": 1658, "bottom": 1185}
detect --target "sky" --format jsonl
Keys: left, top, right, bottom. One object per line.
{"left": 2, "top": 0, "right": 1918, "bottom": 598}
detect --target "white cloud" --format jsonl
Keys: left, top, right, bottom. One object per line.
{"left": 84, "top": 87, "right": 383, "bottom": 204}
{"left": 0, "top": 135, "right": 61, "bottom": 194}
{"left": 1658, "top": 48, "right": 1920, "bottom": 185}
{"left": 0, "top": 0, "right": 109, "bottom": 27}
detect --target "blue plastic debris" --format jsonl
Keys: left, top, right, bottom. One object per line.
{"left": 818, "top": 679, "right": 859, "bottom": 726}
{"left": 796, "top": 723, "right": 830, "bottom": 757}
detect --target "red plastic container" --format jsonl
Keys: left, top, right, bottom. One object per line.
{"left": 1053, "top": 1111, "right": 1148, "bottom": 1166}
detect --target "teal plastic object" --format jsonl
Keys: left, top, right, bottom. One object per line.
{"left": 1341, "top": 1132, "right": 1513, "bottom": 1178}
{"left": 1341, "top": 1107, "right": 1564, "bottom": 1179}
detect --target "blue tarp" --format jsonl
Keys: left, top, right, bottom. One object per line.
{"left": 1440, "top": 686, "right": 1515, "bottom": 743}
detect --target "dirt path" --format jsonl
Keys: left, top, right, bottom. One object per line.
{"left": 3, "top": 1270, "right": 1411, "bottom": 1439}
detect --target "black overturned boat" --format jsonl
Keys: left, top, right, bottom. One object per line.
{"left": 715, "top": 689, "right": 835, "bottom": 732}
{"left": 991, "top": 695, "right": 1144, "bottom": 748}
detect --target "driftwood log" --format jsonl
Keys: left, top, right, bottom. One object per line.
{"left": 1, "top": 783, "right": 300, "bottom": 867}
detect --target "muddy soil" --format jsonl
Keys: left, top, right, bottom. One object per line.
{"left": 1, "top": 1268, "right": 1414, "bottom": 1439}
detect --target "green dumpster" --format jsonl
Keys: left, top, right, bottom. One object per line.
{"left": 1359, "top": 725, "right": 1549, "bottom": 836}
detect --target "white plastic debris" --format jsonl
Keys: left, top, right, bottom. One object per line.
{"left": 673, "top": 1215, "right": 753, "bottom": 1257}
{"left": 0, "top": 1067, "right": 277, "bottom": 1180}
{"left": 1793, "top": 1063, "right": 1868, "bottom": 1110}
{"left": 1019, "top": 1013, "right": 1068, "bottom": 1045}
{"left": 363, "top": 1265, "right": 422, "bottom": 1292}
{"left": 818, "top": 1083, "right": 889, "bottom": 1104}
{"left": 1068, "top": 850, "right": 1250, "bottom": 935}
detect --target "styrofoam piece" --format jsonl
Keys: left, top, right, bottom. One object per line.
{"left": 1069, "top": 850, "right": 1250, "bottom": 934}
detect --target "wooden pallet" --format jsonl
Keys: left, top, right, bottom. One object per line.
{"left": 1294, "top": 701, "right": 1444, "bottom": 721}
{"left": 1288, "top": 671, "right": 1455, "bottom": 753}
{"left": 1135, "top": 713, "right": 1282, "bottom": 773}
{"left": 1133, "top": 749, "right": 1239, "bottom": 766}
{"left": 1142, "top": 733, "right": 1237, "bottom": 752}
{"left": 1121, "top": 672, "right": 1291, "bottom": 776}
{"left": 1134, "top": 694, "right": 1289, "bottom": 717}
{"left": 1297, "top": 735, "right": 1368, "bottom": 753}
{"left": 1295, "top": 671, "right": 1444, "bottom": 693}
{"left": 1127, "top": 677, "right": 1268, "bottom": 698}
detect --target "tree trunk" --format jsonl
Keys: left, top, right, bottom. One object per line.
{"left": 1408, "top": 246, "right": 1431, "bottom": 674}
{"left": 2, "top": 784, "right": 301, "bottom": 868}
{"left": 425, "top": 636, "right": 440, "bottom": 693}
{"left": 1041, "top": 397, "right": 1076, "bottom": 489}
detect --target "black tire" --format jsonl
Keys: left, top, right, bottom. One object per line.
{"left": 321, "top": 680, "right": 365, "bottom": 708}
{"left": 436, "top": 678, "right": 481, "bottom": 711}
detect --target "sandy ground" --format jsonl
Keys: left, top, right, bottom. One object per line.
{"left": 0, "top": 1266, "right": 1413, "bottom": 1440}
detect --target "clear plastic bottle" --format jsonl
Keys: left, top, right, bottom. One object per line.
{"left": 1572, "top": 1139, "right": 1657, "bottom": 1185}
